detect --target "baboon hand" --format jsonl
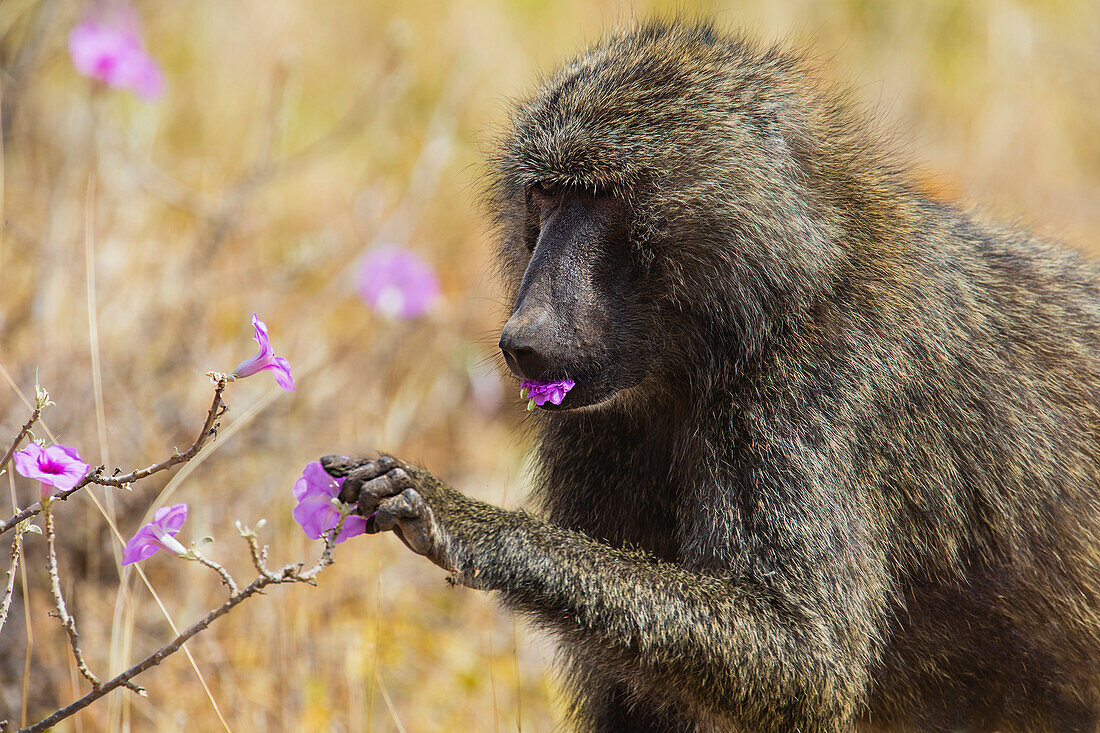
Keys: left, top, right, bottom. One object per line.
{"left": 319, "top": 454, "right": 446, "bottom": 562}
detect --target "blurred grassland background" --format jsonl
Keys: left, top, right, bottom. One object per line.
{"left": 0, "top": 0, "right": 1097, "bottom": 730}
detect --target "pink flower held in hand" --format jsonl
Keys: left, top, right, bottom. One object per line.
{"left": 358, "top": 245, "right": 440, "bottom": 319}
{"left": 231, "top": 313, "right": 295, "bottom": 391}
{"left": 121, "top": 504, "right": 189, "bottom": 565}
{"left": 68, "top": 9, "right": 164, "bottom": 99}
{"left": 12, "top": 443, "right": 92, "bottom": 497}
{"left": 520, "top": 378, "right": 575, "bottom": 410}
{"left": 292, "top": 461, "right": 367, "bottom": 544}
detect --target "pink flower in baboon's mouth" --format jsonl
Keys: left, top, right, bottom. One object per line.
{"left": 231, "top": 313, "right": 295, "bottom": 391}
{"left": 12, "top": 442, "right": 92, "bottom": 497}
{"left": 292, "top": 461, "right": 367, "bottom": 543}
{"left": 121, "top": 504, "right": 189, "bottom": 565}
{"left": 520, "top": 378, "right": 575, "bottom": 409}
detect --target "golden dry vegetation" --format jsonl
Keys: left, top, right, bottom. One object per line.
{"left": 0, "top": 0, "right": 1097, "bottom": 730}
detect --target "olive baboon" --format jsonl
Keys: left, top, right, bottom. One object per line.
{"left": 323, "top": 21, "right": 1100, "bottom": 732}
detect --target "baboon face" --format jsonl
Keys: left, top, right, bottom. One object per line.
{"left": 497, "top": 180, "right": 656, "bottom": 411}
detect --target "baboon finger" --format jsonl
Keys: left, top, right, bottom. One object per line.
{"left": 320, "top": 455, "right": 355, "bottom": 478}
{"left": 373, "top": 490, "right": 435, "bottom": 557}
{"left": 356, "top": 468, "right": 415, "bottom": 516}
{"left": 324, "top": 453, "right": 398, "bottom": 480}
{"left": 371, "top": 493, "right": 417, "bottom": 533}
{"left": 337, "top": 462, "right": 377, "bottom": 504}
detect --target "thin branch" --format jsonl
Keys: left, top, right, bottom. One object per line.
{"left": 0, "top": 377, "right": 228, "bottom": 536}
{"left": 0, "top": 527, "right": 22, "bottom": 636}
{"left": 190, "top": 546, "right": 239, "bottom": 596}
{"left": 0, "top": 401, "right": 42, "bottom": 476}
{"left": 0, "top": 333, "right": 231, "bottom": 729}
{"left": 42, "top": 501, "right": 103, "bottom": 691}
{"left": 22, "top": 571, "right": 271, "bottom": 732}
{"left": 20, "top": 520, "right": 347, "bottom": 733}
{"left": 292, "top": 512, "right": 348, "bottom": 584}
{"left": 237, "top": 520, "right": 279, "bottom": 581}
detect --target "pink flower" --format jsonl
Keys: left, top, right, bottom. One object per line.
{"left": 231, "top": 313, "right": 295, "bottom": 391}
{"left": 292, "top": 462, "right": 367, "bottom": 543}
{"left": 521, "top": 378, "right": 575, "bottom": 409}
{"left": 68, "top": 9, "right": 164, "bottom": 99}
{"left": 357, "top": 246, "right": 440, "bottom": 319}
{"left": 121, "top": 504, "right": 189, "bottom": 565}
{"left": 12, "top": 443, "right": 91, "bottom": 497}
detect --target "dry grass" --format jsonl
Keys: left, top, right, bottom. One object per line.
{"left": 0, "top": 0, "right": 1096, "bottom": 730}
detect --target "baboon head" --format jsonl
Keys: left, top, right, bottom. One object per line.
{"left": 489, "top": 24, "right": 858, "bottom": 410}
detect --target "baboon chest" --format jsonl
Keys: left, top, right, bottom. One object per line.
{"left": 545, "top": 426, "right": 696, "bottom": 564}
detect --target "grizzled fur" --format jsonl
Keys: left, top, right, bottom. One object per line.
{"left": 330, "top": 22, "right": 1100, "bottom": 732}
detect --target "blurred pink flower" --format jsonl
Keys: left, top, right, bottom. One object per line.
{"left": 521, "top": 378, "right": 575, "bottom": 408}
{"left": 357, "top": 245, "right": 440, "bottom": 319}
{"left": 231, "top": 313, "right": 295, "bottom": 391}
{"left": 292, "top": 461, "right": 367, "bottom": 543}
{"left": 68, "top": 8, "right": 164, "bottom": 99}
{"left": 12, "top": 442, "right": 91, "bottom": 497}
{"left": 121, "top": 503, "right": 188, "bottom": 565}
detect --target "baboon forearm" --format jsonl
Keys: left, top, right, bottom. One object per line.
{"left": 437, "top": 490, "right": 863, "bottom": 722}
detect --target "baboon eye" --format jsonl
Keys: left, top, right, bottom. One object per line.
{"left": 532, "top": 180, "right": 562, "bottom": 196}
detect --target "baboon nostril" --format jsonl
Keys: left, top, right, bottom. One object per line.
{"left": 499, "top": 332, "right": 551, "bottom": 380}
{"left": 500, "top": 344, "right": 534, "bottom": 377}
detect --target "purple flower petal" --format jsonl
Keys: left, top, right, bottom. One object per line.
{"left": 294, "top": 461, "right": 343, "bottom": 501}
{"left": 252, "top": 312, "right": 272, "bottom": 352}
{"left": 121, "top": 503, "right": 189, "bottom": 565}
{"left": 292, "top": 494, "right": 336, "bottom": 540}
{"left": 121, "top": 525, "right": 161, "bottom": 565}
{"left": 12, "top": 443, "right": 92, "bottom": 493}
{"left": 357, "top": 246, "right": 440, "bottom": 319}
{"left": 124, "top": 52, "right": 164, "bottom": 99}
{"left": 335, "top": 514, "right": 368, "bottom": 543}
{"left": 521, "top": 378, "right": 576, "bottom": 407}
{"left": 231, "top": 313, "right": 295, "bottom": 391}
{"left": 68, "top": 10, "right": 163, "bottom": 100}
{"left": 53, "top": 445, "right": 84, "bottom": 462}
{"left": 270, "top": 356, "right": 295, "bottom": 391}
{"left": 152, "top": 503, "right": 188, "bottom": 532}
{"left": 291, "top": 461, "right": 365, "bottom": 544}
